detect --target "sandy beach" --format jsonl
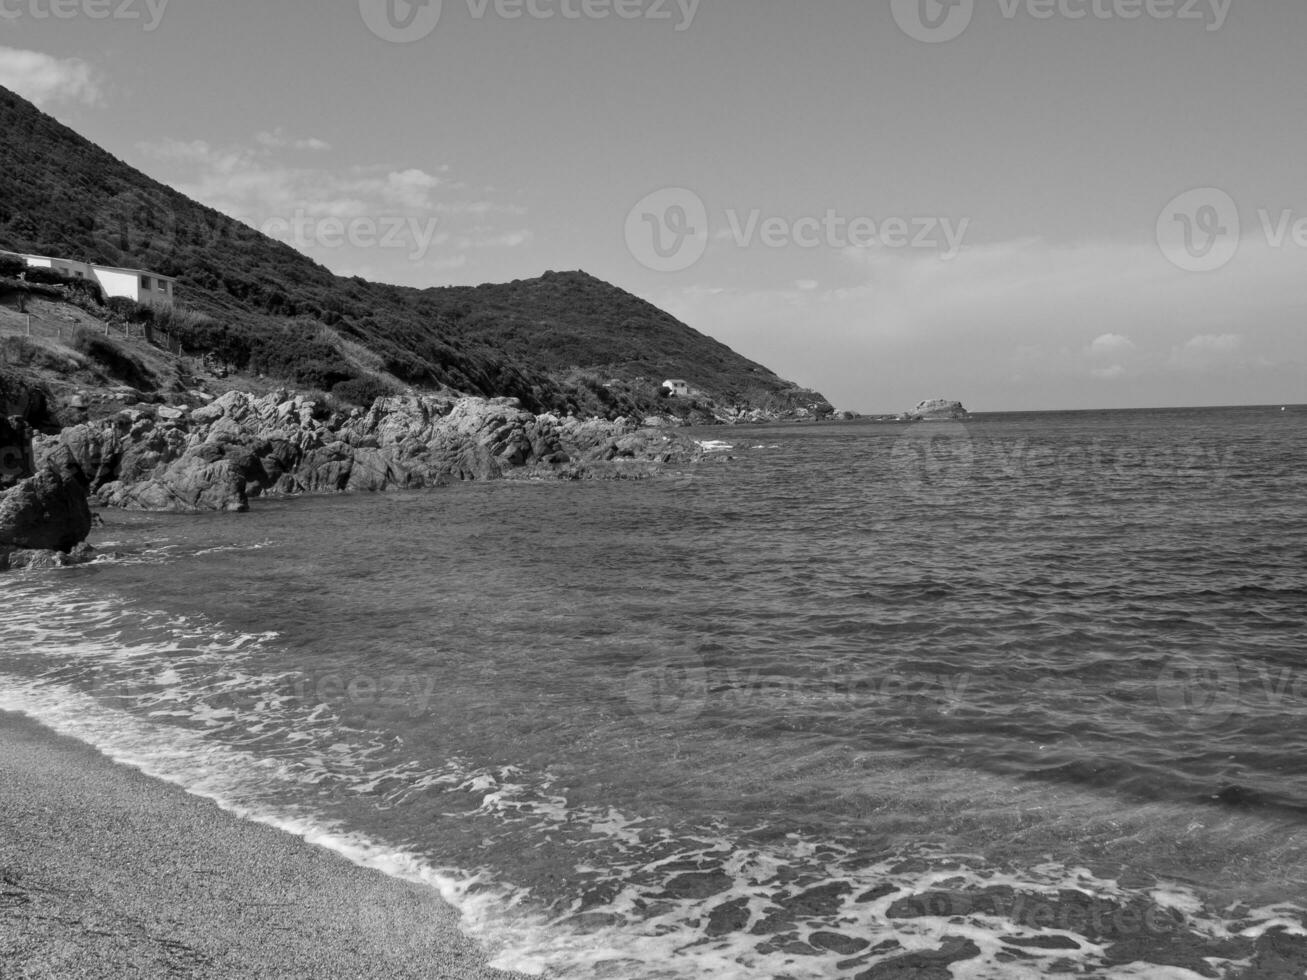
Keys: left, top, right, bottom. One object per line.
{"left": 0, "top": 710, "right": 531, "bottom": 980}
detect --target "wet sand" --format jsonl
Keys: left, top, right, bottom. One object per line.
{"left": 0, "top": 710, "right": 531, "bottom": 979}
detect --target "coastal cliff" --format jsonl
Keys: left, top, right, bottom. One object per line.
{"left": 34, "top": 390, "right": 702, "bottom": 515}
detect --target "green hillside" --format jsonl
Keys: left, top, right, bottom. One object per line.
{"left": 0, "top": 85, "right": 830, "bottom": 420}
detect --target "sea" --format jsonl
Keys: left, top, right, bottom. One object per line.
{"left": 2, "top": 405, "right": 1306, "bottom": 979}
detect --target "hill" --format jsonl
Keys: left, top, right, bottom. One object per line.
{"left": 0, "top": 85, "right": 831, "bottom": 422}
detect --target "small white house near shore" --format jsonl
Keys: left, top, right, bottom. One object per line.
{"left": 0, "top": 249, "right": 176, "bottom": 307}
{"left": 662, "top": 379, "right": 693, "bottom": 397}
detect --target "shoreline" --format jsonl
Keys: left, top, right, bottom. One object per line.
{"left": 0, "top": 709, "right": 533, "bottom": 980}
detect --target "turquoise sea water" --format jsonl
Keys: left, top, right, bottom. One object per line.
{"left": 2, "top": 406, "right": 1306, "bottom": 977}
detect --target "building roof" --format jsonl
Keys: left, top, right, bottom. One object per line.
{"left": 0, "top": 248, "right": 176, "bottom": 282}
{"left": 91, "top": 263, "right": 178, "bottom": 282}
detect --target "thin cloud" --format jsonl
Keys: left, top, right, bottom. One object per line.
{"left": 653, "top": 236, "right": 1307, "bottom": 411}
{"left": 1090, "top": 333, "right": 1135, "bottom": 355}
{"left": 0, "top": 47, "right": 100, "bottom": 106}
{"left": 256, "top": 129, "right": 332, "bottom": 152}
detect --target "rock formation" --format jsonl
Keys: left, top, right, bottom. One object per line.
{"left": 0, "top": 414, "right": 94, "bottom": 569}
{"left": 35, "top": 390, "right": 704, "bottom": 514}
{"left": 900, "top": 399, "right": 970, "bottom": 421}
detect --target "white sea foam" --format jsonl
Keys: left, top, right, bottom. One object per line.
{"left": 2, "top": 585, "right": 1304, "bottom": 979}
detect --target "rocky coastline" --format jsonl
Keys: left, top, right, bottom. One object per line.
{"left": 0, "top": 390, "right": 703, "bottom": 570}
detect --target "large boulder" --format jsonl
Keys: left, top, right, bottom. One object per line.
{"left": 0, "top": 466, "right": 93, "bottom": 552}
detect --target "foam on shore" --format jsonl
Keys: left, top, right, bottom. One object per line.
{"left": 0, "top": 707, "right": 530, "bottom": 980}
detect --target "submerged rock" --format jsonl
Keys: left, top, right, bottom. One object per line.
{"left": 0, "top": 542, "right": 96, "bottom": 571}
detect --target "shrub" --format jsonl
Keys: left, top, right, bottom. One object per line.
{"left": 331, "top": 375, "right": 397, "bottom": 408}
{"left": 107, "top": 295, "right": 153, "bottom": 322}
{"left": 71, "top": 328, "right": 155, "bottom": 390}
{"left": 0, "top": 255, "right": 25, "bottom": 278}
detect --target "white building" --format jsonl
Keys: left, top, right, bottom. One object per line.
{"left": 662, "top": 379, "right": 692, "bottom": 397}
{"left": 1, "top": 249, "right": 176, "bottom": 306}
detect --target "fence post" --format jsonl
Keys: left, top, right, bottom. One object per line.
{"left": 25, "top": 314, "right": 31, "bottom": 336}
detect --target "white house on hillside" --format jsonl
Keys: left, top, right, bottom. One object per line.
{"left": 0, "top": 249, "right": 176, "bottom": 307}
{"left": 662, "top": 379, "right": 692, "bottom": 397}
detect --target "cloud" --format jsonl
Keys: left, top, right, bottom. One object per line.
{"left": 795, "top": 279, "right": 819, "bottom": 291}
{"left": 1090, "top": 333, "right": 1135, "bottom": 355}
{"left": 1182, "top": 333, "right": 1243, "bottom": 354}
{"left": 0, "top": 47, "right": 100, "bottom": 106}
{"left": 256, "top": 129, "right": 331, "bottom": 152}
{"left": 133, "top": 134, "right": 530, "bottom": 285}
{"left": 136, "top": 139, "right": 446, "bottom": 222}
{"left": 1092, "top": 364, "right": 1127, "bottom": 380}
{"left": 385, "top": 168, "right": 442, "bottom": 209}
{"left": 650, "top": 235, "right": 1307, "bottom": 411}
{"left": 474, "top": 230, "right": 533, "bottom": 248}
{"left": 1167, "top": 333, "right": 1245, "bottom": 372}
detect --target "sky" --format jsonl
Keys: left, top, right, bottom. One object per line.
{"left": 1, "top": 0, "right": 1305, "bottom": 413}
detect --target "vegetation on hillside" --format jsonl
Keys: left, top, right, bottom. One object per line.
{"left": 0, "top": 84, "right": 831, "bottom": 420}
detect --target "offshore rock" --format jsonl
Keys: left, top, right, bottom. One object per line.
{"left": 899, "top": 399, "right": 970, "bottom": 421}
{"left": 36, "top": 391, "right": 703, "bottom": 513}
{"left": 0, "top": 466, "right": 93, "bottom": 552}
